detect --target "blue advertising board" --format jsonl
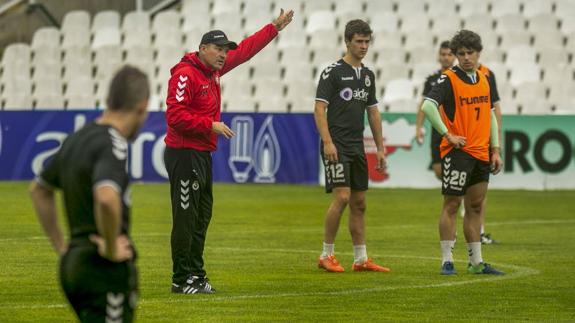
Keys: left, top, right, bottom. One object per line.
{"left": 0, "top": 111, "right": 320, "bottom": 184}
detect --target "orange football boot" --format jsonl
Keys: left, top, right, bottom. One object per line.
{"left": 318, "top": 255, "right": 345, "bottom": 272}
{"left": 352, "top": 258, "right": 391, "bottom": 272}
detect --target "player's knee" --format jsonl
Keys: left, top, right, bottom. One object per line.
{"left": 350, "top": 199, "right": 366, "bottom": 214}
{"left": 443, "top": 198, "right": 461, "bottom": 215}
{"left": 466, "top": 200, "right": 483, "bottom": 215}
{"left": 334, "top": 191, "right": 350, "bottom": 206}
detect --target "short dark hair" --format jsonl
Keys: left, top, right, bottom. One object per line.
{"left": 344, "top": 19, "right": 372, "bottom": 42}
{"left": 439, "top": 40, "right": 450, "bottom": 50}
{"left": 106, "top": 65, "right": 150, "bottom": 111}
{"left": 450, "top": 30, "right": 483, "bottom": 53}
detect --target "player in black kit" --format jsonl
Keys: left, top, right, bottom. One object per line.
{"left": 29, "top": 66, "right": 150, "bottom": 322}
{"left": 314, "top": 20, "right": 390, "bottom": 273}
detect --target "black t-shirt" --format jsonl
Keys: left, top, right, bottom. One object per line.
{"left": 39, "top": 123, "right": 131, "bottom": 240}
{"left": 425, "top": 65, "right": 497, "bottom": 123}
{"left": 316, "top": 59, "right": 378, "bottom": 155}
{"left": 479, "top": 64, "right": 501, "bottom": 104}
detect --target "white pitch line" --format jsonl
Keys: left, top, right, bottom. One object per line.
{"left": 1, "top": 219, "right": 574, "bottom": 242}
{"left": 0, "top": 248, "right": 539, "bottom": 310}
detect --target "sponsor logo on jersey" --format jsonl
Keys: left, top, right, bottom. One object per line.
{"left": 353, "top": 88, "right": 369, "bottom": 102}
{"left": 459, "top": 95, "right": 489, "bottom": 106}
{"left": 340, "top": 87, "right": 353, "bottom": 101}
{"left": 341, "top": 76, "right": 354, "bottom": 81}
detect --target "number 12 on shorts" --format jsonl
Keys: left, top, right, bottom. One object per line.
{"left": 326, "top": 163, "right": 345, "bottom": 184}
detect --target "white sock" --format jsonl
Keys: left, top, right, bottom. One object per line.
{"left": 321, "top": 242, "right": 334, "bottom": 258}
{"left": 467, "top": 242, "right": 483, "bottom": 266}
{"left": 353, "top": 245, "right": 367, "bottom": 264}
{"left": 440, "top": 240, "right": 455, "bottom": 264}
{"left": 480, "top": 225, "right": 485, "bottom": 235}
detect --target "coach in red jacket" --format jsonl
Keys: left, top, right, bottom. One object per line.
{"left": 164, "top": 9, "right": 294, "bottom": 294}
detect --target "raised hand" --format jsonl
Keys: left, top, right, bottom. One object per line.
{"left": 273, "top": 8, "right": 294, "bottom": 31}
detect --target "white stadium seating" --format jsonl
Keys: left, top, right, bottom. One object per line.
{"left": 0, "top": 1, "right": 573, "bottom": 114}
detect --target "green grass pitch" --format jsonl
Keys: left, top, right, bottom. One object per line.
{"left": 0, "top": 182, "right": 574, "bottom": 322}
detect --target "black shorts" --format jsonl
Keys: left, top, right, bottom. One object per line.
{"left": 60, "top": 240, "right": 138, "bottom": 322}
{"left": 321, "top": 151, "right": 368, "bottom": 193}
{"left": 441, "top": 149, "right": 490, "bottom": 196}
{"left": 430, "top": 128, "right": 442, "bottom": 167}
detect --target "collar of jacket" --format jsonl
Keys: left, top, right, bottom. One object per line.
{"left": 184, "top": 52, "right": 217, "bottom": 77}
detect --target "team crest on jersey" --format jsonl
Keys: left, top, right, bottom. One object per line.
{"left": 365, "top": 75, "right": 371, "bottom": 87}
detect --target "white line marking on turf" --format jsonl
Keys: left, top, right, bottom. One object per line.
{"left": 1, "top": 219, "right": 574, "bottom": 242}
{"left": 0, "top": 248, "right": 539, "bottom": 309}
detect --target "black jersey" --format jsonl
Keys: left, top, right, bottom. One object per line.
{"left": 423, "top": 69, "right": 443, "bottom": 97}
{"left": 316, "top": 59, "right": 378, "bottom": 155}
{"left": 425, "top": 65, "right": 497, "bottom": 123}
{"left": 39, "top": 123, "right": 131, "bottom": 240}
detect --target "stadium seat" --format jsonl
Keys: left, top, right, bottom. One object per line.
{"left": 509, "top": 64, "right": 541, "bottom": 86}
{"left": 528, "top": 14, "right": 559, "bottom": 33}
{"left": 33, "top": 62, "right": 62, "bottom": 81}
{"left": 34, "top": 93, "right": 65, "bottom": 110}
{"left": 243, "top": 0, "right": 272, "bottom": 15}
{"left": 400, "top": 13, "right": 430, "bottom": 34}
{"left": 63, "top": 62, "right": 94, "bottom": 84}
{"left": 554, "top": 0, "right": 575, "bottom": 21}
{"left": 462, "top": 13, "right": 495, "bottom": 35}
{"left": 251, "top": 64, "right": 283, "bottom": 81}
{"left": 376, "top": 47, "right": 408, "bottom": 66}
{"left": 370, "top": 31, "right": 402, "bottom": 52}
{"left": 154, "top": 27, "right": 184, "bottom": 49}
{"left": 283, "top": 61, "right": 314, "bottom": 83}
{"left": 66, "top": 77, "right": 95, "bottom": 110}
{"left": 123, "top": 11, "right": 150, "bottom": 32}
{"left": 368, "top": 12, "right": 399, "bottom": 33}
{"left": 431, "top": 15, "right": 462, "bottom": 36}
{"left": 377, "top": 64, "right": 409, "bottom": 86}
{"left": 212, "top": 12, "right": 243, "bottom": 35}
{"left": 403, "top": 32, "right": 435, "bottom": 51}
{"left": 212, "top": 0, "right": 242, "bottom": 15}
{"left": 32, "top": 46, "right": 62, "bottom": 67}
{"left": 183, "top": 29, "right": 203, "bottom": 51}
{"left": 31, "top": 27, "right": 61, "bottom": 49}
{"left": 62, "top": 10, "right": 90, "bottom": 33}
{"left": 560, "top": 16, "right": 575, "bottom": 34}
{"left": 308, "top": 29, "right": 340, "bottom": 50}
{"left": 223, "top": 62, "right": 251, "bottom": 83}
{"left": 303, "top": 0, "right": 334, "bottom": 13}
{"left": 335, "top": 0, "right": 364, "bottom": 14}
{"left": 538, "top": 49, "right": 569, "bottom": 69}
{"left": 382, "top": 79, "right": 415, "bottom": 103}
{"left": 62, "top": 28, "right": 91, "bottom": 50}
{"left": 498, "top": 31, "right": 531, "bottom": 48}
{"left": 364, "top": 0, "right": 394, "bottom": 13}
{"left": 285, "top": 78, "right": 316, "bottom": 100}
{"left": 523, "top": 0, "right": 553, "bottom": 17}
{"left": 94, "top": 45, "right": 123, "bottom": 83}
{"left": 63, "top": 46, "right": 91, "bottom": 67}
{"left": 244, "top": 11, "right": 274, "bottom": 31}
{"left": 125, "top": 46, "right": 155, "bottom": 79}
{"left": 427, "top": 0, "right": 457, "bottom": 18}
{"left": 92, "top": 27, "right": 122, "bottom": 49}
{"left": 532, "top": 32, "right": 564, "bottom": 51}
{"left": 408, "top": 46, "right": 438, "bottom": 65}
{"left": 481, "top": 48, "right": 505, "bottom": 63}
{"left": 490, "top": 0, "right": 521, "bottom": 18}
{"left": 481, "top": 61, "right": 508, "bottom": 82}
{"left": 411, "top": 62, "right": 438, "bottom": 84}
{"left": 396, "top": 0, "right": 426, "bottom": 15}
{"left": 543, "top": 64, "right": 574, "bottom": 84}
{"left": 2, "top": 43, "right": 31, "bottom": 67}
{"left": 152, "top": 10, "right": 181, "bottom": 34}
{"left": 457, "top": 0, "right": 489, "bottom": 18}
{"left": 225, "top": 94, "right": 258, "bottom": 112}
{"left": 247, "top": 47, "right": 279, "bottom": 67}
{"left": 92, "top": 10, "right": 120, "bottom": 33}
{"left": 3, "top": 93, "right": 33, "bottom": 110}
{"left": 181, "top": 0, "right": 211, "bottom": 17}
{"left": 146, "top": 94, "right": 162, "bottom": 111}
{"left": 276, "top": 29, "right": 308, "bottom": 49}
{"left": 181, "top": 10, "right": 212, "bottom": 32}
{"left": 506, "top": 45, "right": 537, "bottom": 65}
{"left": 495, "top": 14, "right": 526, "bottom": 33}
{"left": 515, "top": 81, "right": 548, "bottom": 114}
{"left": 386, "top": 99, "right": 418, "bottom": 112}
{"left": 311, "top": 49, "right": 343, "bottom": 66}
{"left": 306, "top": 11, "right": 337, "bottom": 33}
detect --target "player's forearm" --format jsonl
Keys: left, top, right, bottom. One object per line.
{"left": 29, "top": 181, "right": 65, "bottom": 255}
{"left": 490, "top": 110, "right": 500, "bottom": 149}
{"left": 314, "top": 102, "right": 333, "bottom": 144}
{"left": 367, "top": 107, "right": 385, "bottom": 151}
{"left": 494, "top": 102, "right": 503, "bottom": 146}
{"left": 94, "top": 187, "right": 122, "bottom": 258}
{"left": 421, "top": 99, "right": 448, "bottom": 135}
{"left": 415, "top": 98, "right": 425, "bottom": 129}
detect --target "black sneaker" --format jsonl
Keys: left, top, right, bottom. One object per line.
{"left": 481, "top": 233, "right": 499, "bottom": 245}
{"left": 171, "top": 276, "right": 216, "bottom": 294}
